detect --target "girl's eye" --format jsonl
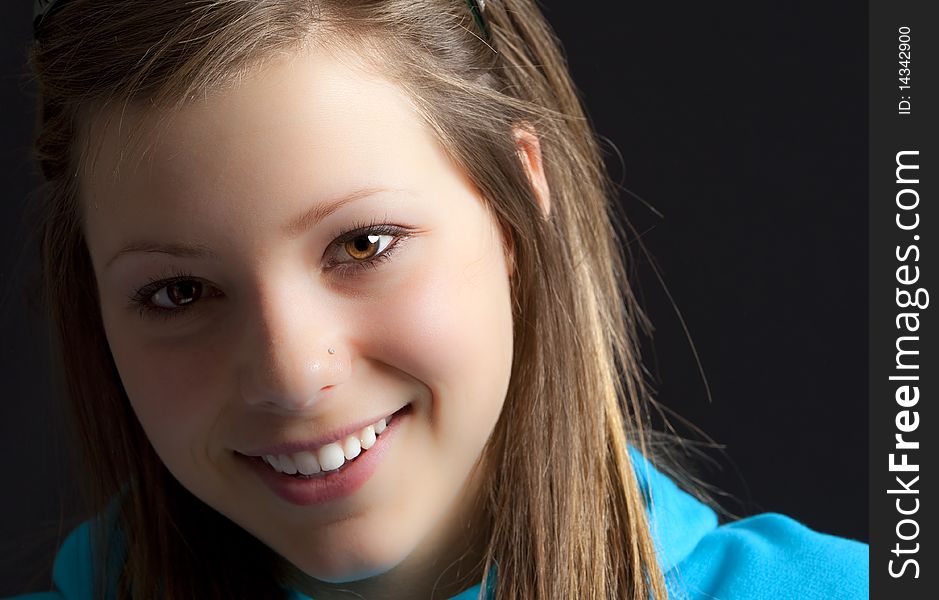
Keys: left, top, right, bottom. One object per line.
{"left": 127, "top": 223, "right": 411, "bottom": 322}
{"left": 324, "top": 222, "right": 411, "bottom": 275}
{"left": 126, "top": 269, "right": 220, "bottom": 322}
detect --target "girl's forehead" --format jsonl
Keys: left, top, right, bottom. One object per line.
{"left": 79, "top": 44, "right": 423, "bottom": 204}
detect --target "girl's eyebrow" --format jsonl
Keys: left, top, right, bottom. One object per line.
{"left": 105, "top": 240, "right": 218, "bottom": 269}
{"left": 105, "top": 186, "right": 398, "bottom": 270}
{"left": 281, "top": 186, "right": 395, "bottom": 237}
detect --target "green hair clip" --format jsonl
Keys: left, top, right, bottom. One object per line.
{"left": 465, "top": 0, "right": 491, "bottom": 40}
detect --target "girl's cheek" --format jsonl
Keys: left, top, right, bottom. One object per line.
{"left": 110, "top": 333, "right": 226, "bottom": 459}
{"left": 369, "top": 235, "right": 511, "bottom": 380}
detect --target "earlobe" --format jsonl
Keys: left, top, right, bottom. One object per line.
{"left": 512, "top": 124, "right": 551, "bottom": 219}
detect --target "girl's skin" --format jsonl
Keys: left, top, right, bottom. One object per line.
{"left": 80, "top": 42, "right": 549, "bottom": 599}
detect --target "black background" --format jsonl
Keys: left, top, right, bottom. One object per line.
{"left": 0, "top": 1, "right": 867, "bottom": 594}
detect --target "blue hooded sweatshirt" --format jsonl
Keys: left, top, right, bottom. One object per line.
{"left": 8, "top": 449, "right": 868, "bottom": 599}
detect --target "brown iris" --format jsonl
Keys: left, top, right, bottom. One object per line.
{"left": 166, "top": 281, "right": 201, "bottom": 306}
{"left": 343, "top": 234, "right": 381, "bottom": 261}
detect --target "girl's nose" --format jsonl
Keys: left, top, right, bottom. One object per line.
{"left": 238, "top": 297, "right": 351, "bottom": 415}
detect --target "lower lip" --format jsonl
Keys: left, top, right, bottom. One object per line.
{"left": 239, "top": 406, "right": 409, "bottom": 506}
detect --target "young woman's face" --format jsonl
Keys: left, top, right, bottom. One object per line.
{"left": 81, "top": 44, "right": 516, "bottom": 584}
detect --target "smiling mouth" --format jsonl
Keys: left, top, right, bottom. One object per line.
{"left": 249, "top": 404, "right": 412, "bottom": 479}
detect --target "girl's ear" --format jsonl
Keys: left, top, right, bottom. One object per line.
{"left": 500, "top": 123, "right": 550, "bottom": 281}
{"left": 512, "top": 123, "right": 551, "bottom": 219}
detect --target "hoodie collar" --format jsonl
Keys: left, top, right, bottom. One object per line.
{"left": 628, "top": 446, "right": 718, "bottom": 571}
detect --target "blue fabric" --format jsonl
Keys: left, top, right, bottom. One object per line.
{"left": 7, "top": 450, "right": 868, "bottom": 599}
{"left": 627, "top": 448, "right": 868, "bottom": 599}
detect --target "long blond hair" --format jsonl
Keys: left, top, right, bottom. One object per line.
{"left": 29, "top": 1, "right": 670, "bottom": 597}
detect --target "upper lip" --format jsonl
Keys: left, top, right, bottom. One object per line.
{"left": 238, "top": 405, "right": 405, "bottom": 457}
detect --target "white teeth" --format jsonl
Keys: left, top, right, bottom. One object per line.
{"left": 294, "top": 451, "right": 321, "bottom": 475}
{"left": 342, "top": 435, "right": 362, "bottom": 460}
{"left": 359, "top": 425, "right": 376, "bottom": 449}
{"left": 318, "top": 442, "right": 346, "bottom": 471}
{"left": 278, "top": 454, "right": 298, "bottom": 475}
{"left": 261, "top": 410, "right": 401, "bottom": 475}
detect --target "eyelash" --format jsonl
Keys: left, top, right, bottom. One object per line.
{"left": 126, "top": 221, "right": 412, "bottom": 322}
